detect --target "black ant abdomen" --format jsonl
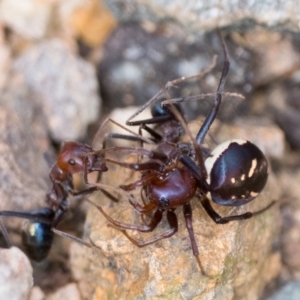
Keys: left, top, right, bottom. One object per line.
{"left": 21, "top": 208, "right": 54, "bottom": 262}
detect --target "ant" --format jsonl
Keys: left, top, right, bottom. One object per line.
{"left": 85, "top": 32, "right": 275, "bottom": 271}
{"left": 0, "top": 123, "right": 133, "bottom": 261}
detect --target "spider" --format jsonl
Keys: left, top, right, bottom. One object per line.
{"left": 85, "top": 32, "right": 275, "bottom": 270}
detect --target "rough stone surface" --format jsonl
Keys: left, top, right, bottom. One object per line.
{"left": 68, "top": 0, "right": 117, "bottom": 47}
{"left": 265, "top": 82, "right": 300, "bottom": 149}
{"left": 0, "top": 0, "right": 52, "bottom": 39}
{"left": 267, "top": 281, "right": 300, "bottom": 300}
{"left": 12, "top": 38, "right": 101, "bottom": 142}
{"left": 0, "top": 247, "right": 33, "bottom": 299}
{"left": 0, "top": 26, "right": 11, "bottom": 90}
{"left": 98, "top": 23, "right": 242, "bottom": 117}
{"left": 70, "top": 122, "right": 282, "bottom": 300}
{"left": 209, "top": 118, "right": 285, "bottom": 159}
{"left": 0, "top": 105, "right": 49, "bottom": 214}
{"left": 29, "top": 287, "right": 45, "bottom": 300}
{"left": 46, "top": 283, "right": 81, "bottom": 300}
{"left": 104, "top": 0, "right": 300, "bottom": 33}
{"left": 278, "top": 163, "right": 300, "bottom": 279}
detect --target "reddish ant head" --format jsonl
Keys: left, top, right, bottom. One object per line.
{"left": 57, "top": 141, "right": 107, "bottom": 174}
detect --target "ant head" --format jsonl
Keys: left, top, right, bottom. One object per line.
{"left": 57, "top": 141, "right": 92, "bottom": 174}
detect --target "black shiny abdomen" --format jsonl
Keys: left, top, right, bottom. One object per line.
{"left": 207, "top": 140, "right": 268, "bottom": 206}
{"left": 22, "top": 222, "right": 54, "bottom": 262}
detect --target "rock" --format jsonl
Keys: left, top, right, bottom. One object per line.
{"left": 210, "top": 118, "right": 285, "bottom": 159}
{"left": 265, "top": 82, "right": 300, "bottom": 150}
{"left": 46, "top": 283, "right": 81, "bottom": 300}
{"left": 0, "top": 0, "right": 52, "bottom": 39}
{"left": 0, "top": 25, "right": 11, "bottom": 90}
{"left": 12, "top": 38, "right": 101, "bottom": 142}
{"left": 232, "top": 32, "right": 300, "bottom": 87}
{"left": 267, "top": 281, "right": 300, "bottom": 300}
{"left": 70, "top": 121, "right": 282, "bottom": 299}
{"left": 0, "top": 247, "right": 33, "bottom": 299}
{"left": 29, "top": 286, "right": 45, "bottom": 300}
{"left": 68, "top": 0, "right": 117, "bottom": 47}
{"left": 104, "top": 0, "right": 300, "bottom": 33}
{"left": 0, "top": 105, "right": 49, "bottom": 213}
{"left": 97, "top": 22, "right": 246, "bottom": 120}
{"left": 278, "top": 165, "right": 300, "bottom": 279}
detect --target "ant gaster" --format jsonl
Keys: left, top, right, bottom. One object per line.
{"left": 86, "top": 32, "right": 275, "bottom": 271}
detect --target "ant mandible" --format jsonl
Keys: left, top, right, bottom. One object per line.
{"left": 85, "top": 32, "right": 275, "bottom": 271}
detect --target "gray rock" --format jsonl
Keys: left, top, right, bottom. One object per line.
{"left": 267, "top": 281, "right": 300, "bottom": 300}
{"left": 0, "top": 247, "right": 33, "bottom": 300}
{"left": 104, "top": 0, "right": 300, "bottom": 33}
{"left": 13, "top": 39, "right": 101, "bottom": 142}
{"left": 46, "top": 283, "right": 81, "bottom": 300}
{"left": 97, "top": 23, "right": 248, "bottom": 121}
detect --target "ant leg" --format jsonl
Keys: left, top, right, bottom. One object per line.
{"left": 92, "top": 118, "right": 154, "bottom": 149}
{"left": 0, "top": 209, "right": 53, "bottom": 224}
{"left": 199, "top": 195, "right": 276, "bottom": 224}
{"left": 120, "top": 209, "right": 178, "bottom": 247}
{"left": 139, "top": 125, "right": 162, "bottom": 143}
{"left": 0, "top": 219, "right": 12, "bottom": 248}
{"left": 85, "top": 198, "right": 162, "bottom": 232}
{"left": 161, "top": 92, "right": 244, "bottom": 107}
{"left": 126, "top": 55, "right": 217, "bottom": 125}
{"left": 196, "top": 33, "right": 230, "bottom": 144}
{"left": 80, "top": 156, "right": 119, "bottom": 202}
{"left": 106, "top": 158, "right": 164, "bottom": 172}
{"left": 96, "top": 146, "right": 168, "bottom": 162}
{"left": 51, "top": 228, "right": 92, "bottom": 248}
{"left": 72, "top": 186, "right": 119, "bottom": 202}
{"left": 104, "top": 133, "right": 149, "bottom": 145}
{"left": 128, "top": 115, "right": 172, "bottom": 127}
{"left": 120, "top": 173, "right": 157, "bottom": 192}
{"left": 168, "top": 104, "right": 208, "bottom": 182}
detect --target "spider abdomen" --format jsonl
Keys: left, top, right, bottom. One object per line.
{"left": 205, "top": 139, "right": 268, "bottom": 206}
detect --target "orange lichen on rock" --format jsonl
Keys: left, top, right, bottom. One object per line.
{"left": 70, "top": 0, "right": 117, "bottom": 47}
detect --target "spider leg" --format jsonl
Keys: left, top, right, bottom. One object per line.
{"left": 199, "top": 194, "right": 276, "bottom": 224}
{"left": 126, "top": 56, "right": 217, "bottom": 125}
{"left": 183, "top": 203, "right": 206, "bottom": 273}
{"left": 195, "top": 33, "right": 230, "bottom": 144}
{"left": 119, "top": 209, "right": 178, "bottom": 247}
{"left": 85, "top": 198, "right": 162, "bottom": 232}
